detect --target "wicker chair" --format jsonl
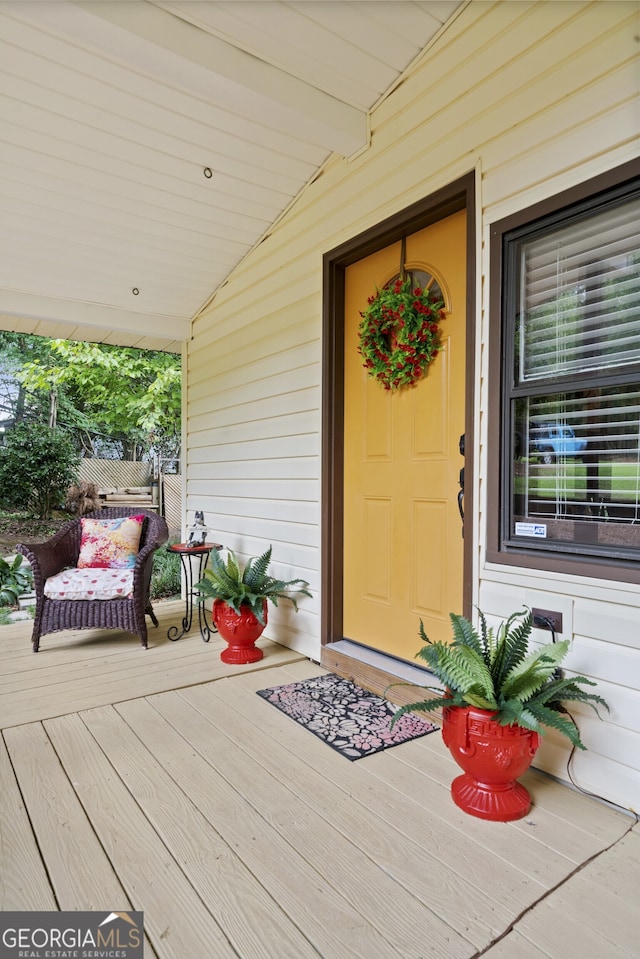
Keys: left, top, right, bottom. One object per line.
{"left": 17, "top": 508, "right": 169, "bottom": 652}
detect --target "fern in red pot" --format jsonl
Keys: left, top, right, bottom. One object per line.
{"left": 197, "top": 545, "right": 310, "bottom": 664}
{"left": 392, "top": 609, "right": 608, "bottom": 820}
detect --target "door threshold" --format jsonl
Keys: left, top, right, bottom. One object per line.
{"left": 321, "top": 640, "right": 442, "bottom": 709}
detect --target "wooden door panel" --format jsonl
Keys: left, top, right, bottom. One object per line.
{"left": 413, "top": 338, "right": 448, "bottom": 455}
{"left": 364, "top": 381, "right": 392, "bottom": 459}
{"left": 363, "top": 496, "right": 392, "bottom": 601}
{"left": 413, "top": 499, "right": 446, "bottom": 616}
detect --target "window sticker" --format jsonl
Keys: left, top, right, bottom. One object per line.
{"left": 515, "top": 522, "right": 547, "bottom": 538}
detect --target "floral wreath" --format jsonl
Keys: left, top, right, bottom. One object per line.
{"left": 357, "top": 275, "right": 445, "bottom": 391}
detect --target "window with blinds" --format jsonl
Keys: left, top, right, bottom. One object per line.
{"left": 501, "top": 173, "right": 640, "bottom": 565}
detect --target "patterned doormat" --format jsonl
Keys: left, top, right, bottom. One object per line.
{"left": 256, "top": 672, "right": 439, "bottom": 761}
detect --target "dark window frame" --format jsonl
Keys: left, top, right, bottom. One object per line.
{"left": 487, "top": 158, "right": 640, "bottom": 585}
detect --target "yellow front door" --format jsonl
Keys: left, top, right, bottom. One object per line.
{"left": 343, "top": 211, "right": 466, "bottom": 658}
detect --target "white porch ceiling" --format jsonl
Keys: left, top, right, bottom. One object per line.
{"left": 0, "top": 0, "right": 463, "bottom": 353}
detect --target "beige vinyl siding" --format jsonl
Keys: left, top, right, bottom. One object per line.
{"left": 187, "top": 1, "right": 639, "bottom": 806}
{"left": 478, "top": 575, "right": 640, "bottom": 809}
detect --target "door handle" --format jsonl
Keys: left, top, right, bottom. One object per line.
{"left": 458, "top": 437, "right": 465, "bottom": 537}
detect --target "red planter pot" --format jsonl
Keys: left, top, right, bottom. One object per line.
{"left": 442, "top": 705, "right": 541, "bottom": 821}
{"left": 213, "top": 599, "right": 267, "bottom": 664}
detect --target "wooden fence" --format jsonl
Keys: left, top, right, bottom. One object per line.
{"left": 77, "top": 460, "right": 182, "bottom": 536}
{"left": 78, "top": 460, "right": 151, "bottom": 489}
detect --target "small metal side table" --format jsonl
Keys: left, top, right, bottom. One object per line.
{"left": 167, "top": 542, "right": 222, "bottom": 643}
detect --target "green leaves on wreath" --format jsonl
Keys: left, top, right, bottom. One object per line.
{"left": 358, "top": 276, "right": 445, "bottom": 391}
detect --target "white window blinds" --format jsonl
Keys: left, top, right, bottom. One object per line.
{"left": 518, "top": 196, "right": 640, "bottom": 382}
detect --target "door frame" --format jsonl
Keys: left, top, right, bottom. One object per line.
{"left": 321, "top": 173, "right": 476, "bottom": 685}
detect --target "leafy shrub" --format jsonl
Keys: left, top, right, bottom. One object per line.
{"left": 150, "top": 542, "right": 181, "bottom": 599}
{"left": 0, "top": 554, "right": 33, "bottom": 607}
{"left": 0, "top": 424, "right": 79, "bottom": 519}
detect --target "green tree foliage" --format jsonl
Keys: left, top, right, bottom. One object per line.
{"left": 0, "top": 332, "right": 52, "bottom": 426}
{"left": 1, "top": 334, "right": 181, "bottom": 461}
{"left": 0, "top": 423, "right": 79, "bottom": 518}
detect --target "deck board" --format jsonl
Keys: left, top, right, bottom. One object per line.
{"left": 0, "top": 602, "right": 305, "bottom": 727}
{"left": 232, "top": 666, "right": 627, "bottom": 860}
{"left": 0, "top": 614, "right": 637, "bottom": 958}
{"left": 81, "top": 701, "right": 322, "bottom": 959}
{"left": 0, "top": 733, "right": 57, "bottom": 911}
{"left": 196, "top": 670, "right": 537, "bottom": 948}
{"left": 42, "top": 711, "right": 238, "bottom": 959}
{"left": 505, "top": 827, "right": 640, "bottom": 959}
{"left": 142, "top": 688, "right": 470, "bottom": 959}
{"left": 3, "top": 723, "right": 159, "bottom": 959}
{"left": 115, "top": 692, "right": 428, "bottom": 959}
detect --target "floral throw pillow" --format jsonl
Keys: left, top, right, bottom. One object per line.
{"left": 77, "top": 514, "right": 144, "bottom": 569}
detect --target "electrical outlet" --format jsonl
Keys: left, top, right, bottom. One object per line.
{"left": 532, "top": 608, "right": 563, "bottom": 634}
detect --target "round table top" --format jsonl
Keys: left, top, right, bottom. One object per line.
{"left": 169, "top": 541, "right": 222, "bottom": 553}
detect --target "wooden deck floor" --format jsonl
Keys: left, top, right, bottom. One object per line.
{"left": 1, "top": 604, "right": 637, "bottom": 959}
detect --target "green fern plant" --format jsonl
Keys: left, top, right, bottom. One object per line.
{"left": 392, "top": 609, "right": 608, "bottom": 749}
{"left": 197, "top": 545, "right": 311, "bottom": 626}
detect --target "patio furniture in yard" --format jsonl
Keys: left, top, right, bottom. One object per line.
{"left": 17, "top": 508, "right": 168, "bottom": 651}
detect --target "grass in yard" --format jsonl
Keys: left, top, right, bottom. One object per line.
{"left": 515, "top": 460, "right": 640, "bottom": 502}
